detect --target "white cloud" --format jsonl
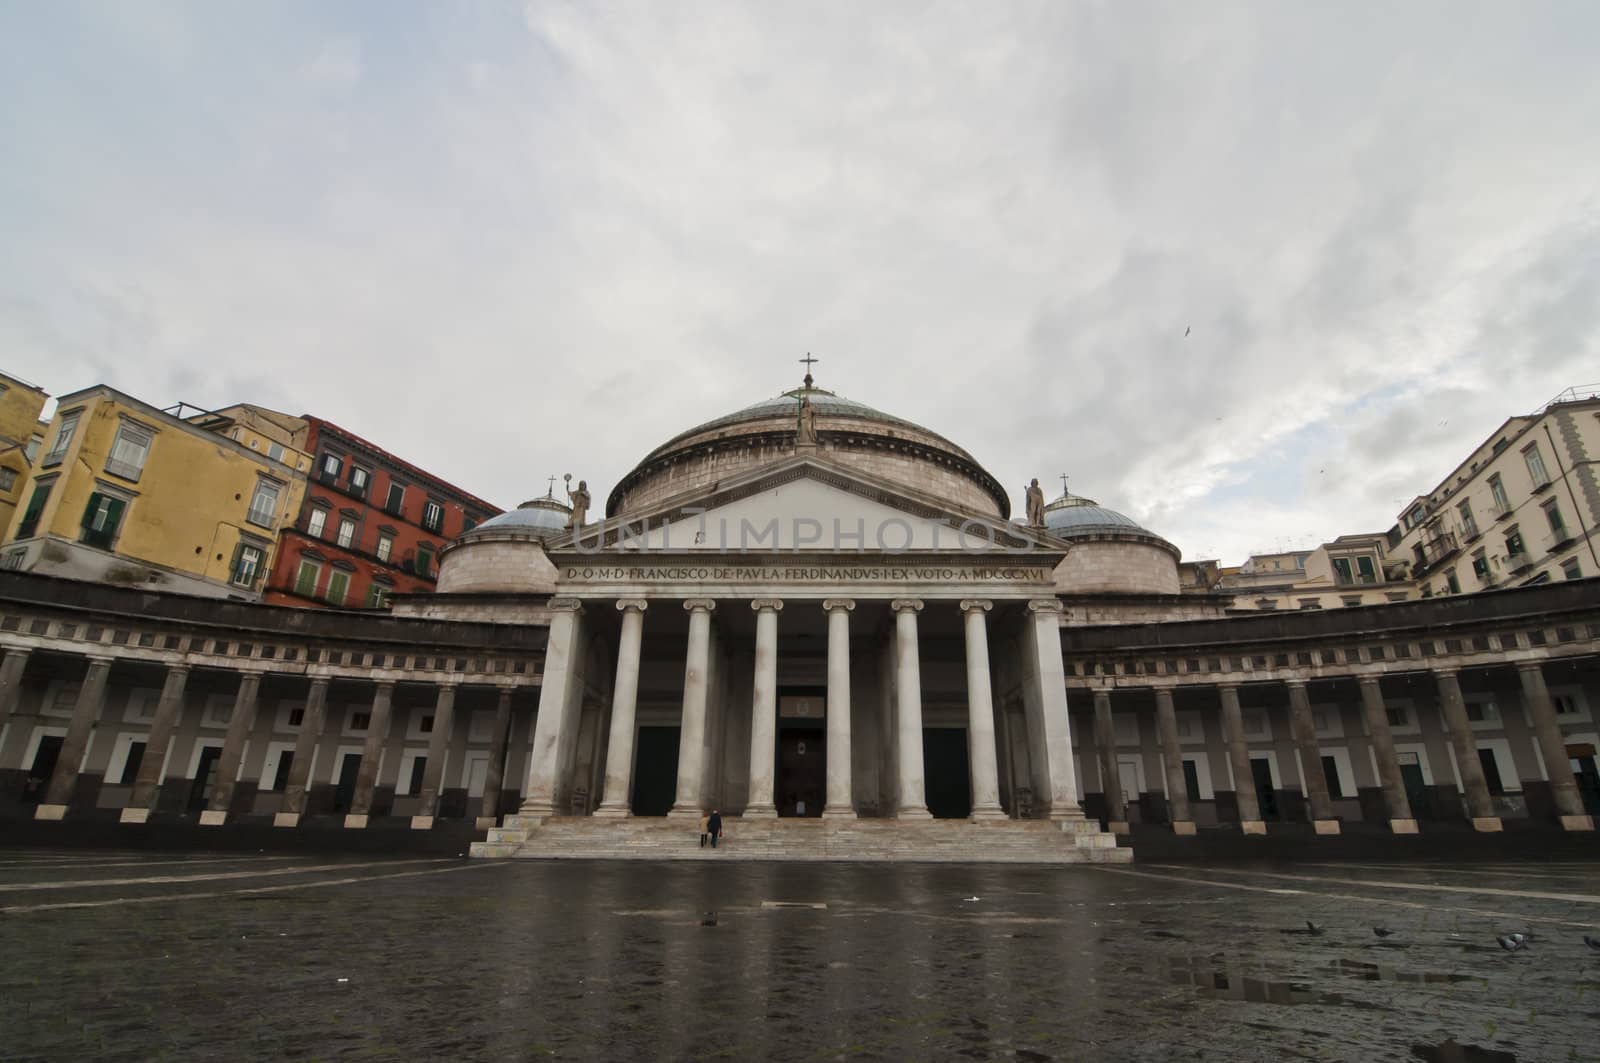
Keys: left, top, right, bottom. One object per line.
{"left": 3, "top": 2, "right": 1598, "bottom": 564}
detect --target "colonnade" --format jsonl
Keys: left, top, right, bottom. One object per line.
{"left": 525, "top": 596, "right": 1086, "bottom": 823}
{"left": 1087, "top": 660, "right": 1595, "bottom": 835}
{"left": 0, "top": 645, "right": 525, "bottom": 829}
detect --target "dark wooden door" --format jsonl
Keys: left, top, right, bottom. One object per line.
{"left": 188, "top": 746, "right": 222, "bottom": 812}
{"left": 333, "top": 752, "right": 361, "bottom": 812}
{"left": 631, "top": 726, "right": 680, "bottom": 817}
{"left": 1250, "top": 758, "right": 1278, "bottom": 821}
{"left": 924, "top": 728, "right": 971, "bottom": 819}
{"left": 777, "top": 728, "right": 824, "bottom": 817}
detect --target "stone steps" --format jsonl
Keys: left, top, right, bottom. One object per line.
{"left": 470, "top": 816, "right": 1133, "bottom": 864}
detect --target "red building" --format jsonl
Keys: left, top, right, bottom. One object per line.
{"left": 262, "top": 416, "right": 500, "bottom": 609}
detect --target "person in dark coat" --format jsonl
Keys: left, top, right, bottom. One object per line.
{"left": 707, "top": 809, "right": 723, "bottom": 849}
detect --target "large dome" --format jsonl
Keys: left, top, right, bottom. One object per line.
{"left": 606, "top": 378, "right": 1011, "bottom": 519}
{"left": 1043, "top": 493, "right": 1154, "bottom": 537}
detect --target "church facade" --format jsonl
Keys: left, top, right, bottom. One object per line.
{"left": 0, "top": 378, "right": 1595, "bottom": 860}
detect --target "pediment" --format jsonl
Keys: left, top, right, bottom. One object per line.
{"left": 544, "top": 456, "right": 1065, "bottom": 557}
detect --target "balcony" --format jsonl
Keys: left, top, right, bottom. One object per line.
{"left": 1504, "top": 547, "right": 1533, "bottom": 574}
{"left": 1544, "top": 528, "right": 1577, "bottom": 553}
{"left": 1492, "top": 501, "right": 1515, "bottom": 521}
{"left": 1410, "top": 532, "right": 1460, "bottom": 577}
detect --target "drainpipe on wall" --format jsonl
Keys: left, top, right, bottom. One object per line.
{"left": 1542, "top": 421, "right": 1600, "bottom": 574}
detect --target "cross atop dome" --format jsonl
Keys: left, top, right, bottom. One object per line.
{"left": 799, "top": 352, "right": 818, "bottom": 388}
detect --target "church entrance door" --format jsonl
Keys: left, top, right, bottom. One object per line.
{"left": 631, "top": 726, "right": 679, "bottom": 817}
{"left": 777, "top": 725, "right": 824, "bottom": 817}
{"left": 924, "top": 728, "right": 971, "bottom": 819}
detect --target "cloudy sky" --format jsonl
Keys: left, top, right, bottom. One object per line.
{"left": 3, "top": 2, "right": 1597, "bottom": 563}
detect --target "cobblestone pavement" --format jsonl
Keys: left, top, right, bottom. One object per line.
{"left": 3, "top": 850, "right": 1599, "bottom": 1061}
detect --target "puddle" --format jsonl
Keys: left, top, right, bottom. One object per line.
{"left": 1332, "top": 959, "right": 1482, "bottom": 986}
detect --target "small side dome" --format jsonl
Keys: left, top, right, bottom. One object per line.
{"left": 471, "top": 494, "right": 571, "bottom": 538}
{"left": 1042, "top": 492, "right": 1151, "bottom": 537}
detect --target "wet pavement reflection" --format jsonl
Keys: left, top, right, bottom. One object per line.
{"left": 1, "top": 853, "right": 1597, "bottom": 1060}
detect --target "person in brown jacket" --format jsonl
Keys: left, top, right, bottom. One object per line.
{"left": 699, "top": 812, "right": 710, "bottom": 848}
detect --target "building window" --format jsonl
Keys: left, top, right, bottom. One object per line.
{"left": 1385, "top": 706, "right": 1408, "bottom": 728}
{"left": 288, "top": 706, "right": 306, "bottom": 728}
{"left": 268, "top": 751, "right": 294, "bottom": 792}
{"left": 1320, "top": 756, "right": 1344, "bottom": 800}
{"left": 1543, "top": 500, "right": 1567, "bottom": 540}
{"left": 79, "top": 492, "right": 127, "bottom": 550}
{"left": 1489, "top": 474, "right": 1509, "bottom": 515}
{"left": 376, "top": 533, "right": 393, "bottom": 562}
{"left": 1444, "top": 569, "right": 1460, "bottom": 594}
{"left": 320, "top": 453, "right": 342, "bottom": 482}
{"left": 1505, "top": 528, "right": 1526, "bottom": 562}
{"left": 350, "top": 711, "right": 371, "bottom": 731}
{"left": 1465, "top": 700, "right": 1498, "bottom": 724}
{"left": 1562, "top": 558, "right": 1583, "bottom": 580}
{"left": 117, "top": 741, "right": 147, "bottom": 786}
{"left": 1341, "top": 595, "right": 1362, "bottom": 607}
{"left": 407, "top": 756, "right": 428, "bottom": 796}
{"left": 15, "top": 480, "right": 51, "bottom": 539}
{"left": 230, "top": 544, "right": 264, "bottom": 588}
{"left": 42, "top": 412, "right": 80, "bottom": 465}
{"left": 462, "top": 515, "right": 476, "bottom": 533}
{"left": 364, "top": 583, "right": 391, "bottom": 608}
{"left": 336, "top": 518, "right": 356, "bottom": 548}
{"left": 267, "top": 441, "right": 286, "bottom": 463}
{"left": 1477, "top": 748, "right": 1505, "bottom": 795}
{"left": 294, "top": 559, "right": 322, "bottom": 597}
{"left": 246, "top": 481, "right": 281, "bottom": 528}
{"left": 349, "top": 467, "right": 370, "bottom": 498}
{"left": 422, "top": 500, "right": 444, "bottom": 533}
{"left": 415, "top": 543, "right": 434, "bottom": 577}
{"left": 0, "top": 467, "right": 16, "bottom": 492}
{"left": 385, "top": 483, "right": 405, "bottom": 516}
{"left": 326, "top": 569, "right": 350, "bottom": 605}
{"left": 1457, "top": 499, "right": 1477, "bottom": 539}
{"left": 307, "top": 507, "right": 327, "bottom": 538}
{"left": 1523, "top": 444, "right": 1549, "bottom": 487}
{"left": 105, "top": 421, "right": 154, "bottom": 481}
{"left": 1471, "top": 550, "right": 1490, "bottom": 583}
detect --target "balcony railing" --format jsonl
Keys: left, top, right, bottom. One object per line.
{"left": 1412, "top": 532, "right": 1460, "bottom": 577}
{"left": 1544, "top": 528, "right": 1576, "bottom": 553}
{"left": 1505, "top": 547, "right": 1533, "bottom": 573}
{"left": 1492, "top": 501, "right": 1514, "bottom": 521}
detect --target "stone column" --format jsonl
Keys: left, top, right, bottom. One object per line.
{"left": 36, "top": 655, "right": 113, "bottom": 820}
{"left": 744, "top": 599, "right": 783, "bottom": 818}
{"left": 121, "top": 664, "right": 191, "bottom": 824}
{"left": 1434, "top": 668, "right": 1501, "bottom": 831}
{"left": 345, "top": 680, "right": 395, "bottom": 828}
{"left": 0, "top": 648, "right": 31, "bottom": 732}
{"left": 1022, "top": 599, "right": 1086, "bottom": 821}
{"left": 1217, "top": 683, "right": 1265, "bottom": 835}
{"left": 961, "top": 599, "right": 1007, "bottom": 821}
{"left": 1091, "top": 689, "right": 1128, "bottom": 834}
{"left": 412, "top": 679, "right": 461, "bottom": 829}
{"left": 202, "top": 671, "right": 264, "bottom": 825}
{"left": 520, "top": 598, "right": 587, "bottom": 818}
{"left": 1518, "top": 662, "right": 1594, "bottom": 830}
{"left": 1286, "top": 679, "right": 1340, "bottom": 834}
{"left": 892, "top": 598, "right": 932, "bottom": 819}
{"left": 476, "top": 687, "right": 516, "bottom": 829}
{"left": 1153, "top": 687, "right": 1195, "bottom": 835}
{"left": 822, "top": 599, "right": 856, "bottom": 819}
{"left": 668, "top": 599, "right": 716, "bottom": 818}
{"left": 1357, "top": 675, "right": 1418, "bottom": 834}
{"left": 275, "top": 676, "right": 329, "bottom": 827}
{"left": 595, "top": 599, "right": 649, "bottom": 818}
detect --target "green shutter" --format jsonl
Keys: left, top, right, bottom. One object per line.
{"left": 80, "top": 492, "right": 106, "bottom": 529}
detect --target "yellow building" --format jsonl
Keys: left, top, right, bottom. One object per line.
{"left": 0, "top": 386, "right": 311, "bottom": 600}
{"left": 0, "top": 372, "right": 50, "bottom": 536}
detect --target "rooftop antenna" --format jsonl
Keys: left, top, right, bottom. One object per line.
{"left": 799, "top": 352, "right": 818, "bottom": 388}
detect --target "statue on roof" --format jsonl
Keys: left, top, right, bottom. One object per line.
{"left": 565, "top": 475, "right": 590, "bottom": 528}
{"left": 796, "top": 394, "right": 819, "bottom": 447}
{"left": 1025, "top": 478, "right": 1045, "bottom": 527}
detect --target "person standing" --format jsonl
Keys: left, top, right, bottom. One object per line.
{"left": 699, "top": 812, "right": 710, "bottom": 848}
{"left": 707, "top": 809, "right": 723, "bottom": 849}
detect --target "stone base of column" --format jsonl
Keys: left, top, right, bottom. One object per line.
{"left": 519, "top": 799, "right": 557, "bottom": 818}
{"left": 409, "top": 815, "right": 435, "bottom": 830}
{"left": 1388, "top": 818, "right": 1419, "bottom": 834}
{"left": 273, "top": 812, "right": 301, "bottom": 828}
{"left": 592, "top": 804, "right": 632, "bottom": 819}
{"left": 1046, "top": 807, "right": 1088, "bottom": 823}
{"left": 119, "top": 807, "right": 151, "bottom": 824}
{"left": 896, "top": 806, "right": 933, "bottom": 820}
{"left": 1559, "top": 814, "right": 1595, "bottom": 831}
{"left": 343, "top": 813, "right": 369, "bottom": 829}
{"left": 667, "top": 805, "right": 708, "bottom": 820}
{"left": 1239, "top": 820, "right": 1267, "bottom": 835}
{"left": 742, "top": 804, "right": 778, "bottom": 819}
{"left": 474, "top": 816, "right": 499, "bottom": 831}
{"left": 1312, "top": 819, "right": 1342, "bottom": 835}
{"left": 969, "top": 806, "right": 1008, "bottom": 822}
{"left": 1108, "top": 820, "right": 1131, "bottom": 836}
{"left": 34, "top": 804, "right": 67, "bottom": 821}
{"left": 198, "top": 810, "right": 228, "bottom": 826}
{"left": 822, "top": 805, "right": 858, "bottom": 820}
{"left": 1172, "top": 820, "right": 1197, "bottom": 836}
{"left": 1471, "top": 816, "right": 1503, "bottom": 832}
